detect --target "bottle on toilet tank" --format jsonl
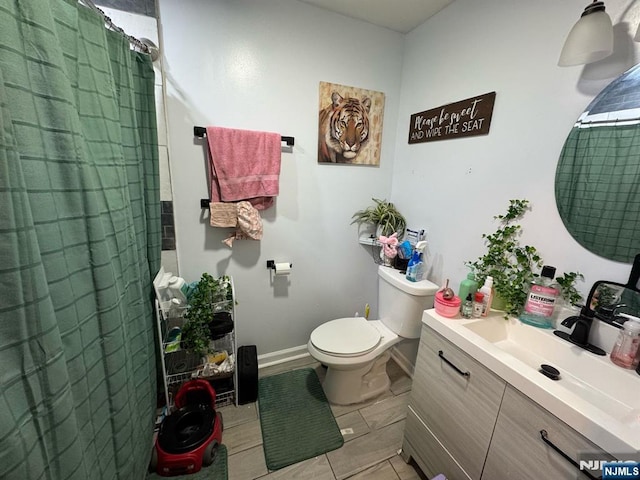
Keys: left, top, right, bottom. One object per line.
{"left": 406, "top": 241, "right": 427, "bottom": 282}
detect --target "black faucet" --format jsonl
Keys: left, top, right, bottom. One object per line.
{"left": 554, "top": 307, "right": 606, "bottom": 356}
{"left": 560, "top": 307, "right": 594, "bottom": 345}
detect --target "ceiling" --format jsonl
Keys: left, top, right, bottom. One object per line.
{"left": 298, "top": 0, "right": 454, "bottom": 34}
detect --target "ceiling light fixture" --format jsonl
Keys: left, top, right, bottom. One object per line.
{"left": 558, "top": 1, "right": 613, "bottom": 67}
{"left": 634, "top": 22, "right": 640, "bottom": 42}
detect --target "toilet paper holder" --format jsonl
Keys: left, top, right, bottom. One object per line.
{"left": 266, "top": 260, "right": 292, "bottom": 270}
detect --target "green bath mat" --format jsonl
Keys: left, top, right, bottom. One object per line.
{"left": 147, "top": 444, "right": 228, "bottom": 479}
{"left": 258, "top": 368, "right": 344, "bottom": 470}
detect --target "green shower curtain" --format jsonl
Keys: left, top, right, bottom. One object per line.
{"left": 0, "top": 1, "right": 161, "bottom": 479}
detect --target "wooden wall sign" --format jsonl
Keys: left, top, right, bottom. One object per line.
{"left": 408, "top": 92, "right": 496, "bottom": 144}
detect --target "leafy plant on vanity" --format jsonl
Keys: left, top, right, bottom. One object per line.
{"left": 467, "top": 199, "right": 583, "bottom": 317}
{"left": 350, "top": 198, "right": 407, "bottom": 237}
{"left": 182, "top": 273, "right": 233, "bottom": 356}
{"left": 555, "top": 271, "right": 585, "bottom": 307}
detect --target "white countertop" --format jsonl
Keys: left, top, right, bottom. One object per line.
{"left": 422, "top": 308, "right": 640, "bottom": 455}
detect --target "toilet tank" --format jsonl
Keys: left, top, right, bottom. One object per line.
{"left": 377, "top": 266, "right": 438, "bottom": 339}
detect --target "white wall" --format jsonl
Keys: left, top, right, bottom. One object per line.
{"left": 392, "top": 0, "right": 640, "bottom": 300}
{"left": 157, "top": 0, "right": 405, "bottom": 355}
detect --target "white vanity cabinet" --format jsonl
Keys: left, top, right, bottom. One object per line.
{"left": 482, "top": 385, "right": 614, "bottom": 480}
{"left": 402, "top": 324, "right": 506, "bottom": 480}
{"left": 403, "top": 323, "right": 616, "bottom": 480}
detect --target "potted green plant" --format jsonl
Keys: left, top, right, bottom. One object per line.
{"left": 181, "top": 273, "right": 233, "bottom": 356}
{"left": 350, "top": 198, "right": 407, "bottom": 237}
{"left": 467, "top": 199, "right": 542, "bottom": 316}
{"left": 468, "top": 199, "right": 583, "bottom": 317}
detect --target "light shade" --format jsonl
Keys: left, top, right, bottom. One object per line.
{"left": 633, "top": 23, "right": 640, "bottom": 42}
{"left": 558, "top": 1, "right": 613, "bottom": 67}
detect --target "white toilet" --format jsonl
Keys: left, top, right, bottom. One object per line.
{"left": 307, "top": 266, "right": 438, "bottom": 405}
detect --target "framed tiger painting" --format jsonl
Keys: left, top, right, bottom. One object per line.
{"left": 317, "top": 81, "right": 385, "bottom": 166}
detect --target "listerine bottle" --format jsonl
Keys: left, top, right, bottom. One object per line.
{"left": 519, "top": 265, "right": 559, "bottom": 328}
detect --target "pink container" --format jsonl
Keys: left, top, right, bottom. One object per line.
{"left": 434, "top": 291, "right": 461, "bottom": 318}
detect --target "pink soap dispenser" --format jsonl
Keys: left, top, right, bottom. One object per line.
{"left": 610, "top": 314, "right": 640, "bottom": 370}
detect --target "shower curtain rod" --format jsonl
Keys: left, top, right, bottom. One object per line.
{"left": 79, "top": 0, "right": 150, "bottom": 54}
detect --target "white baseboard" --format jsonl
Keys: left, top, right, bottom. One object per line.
{"left": 257, "top": 344, "right": 414, "bottom": 377}
{"left": 257, "top": 344, "right": 311, "bottom": 369}
{"left": 390, "top": 347, "right": 414, "bottom": 378}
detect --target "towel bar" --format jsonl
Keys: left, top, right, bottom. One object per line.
{"left": 193, "top": 126, "right": 294, "bottom": 146}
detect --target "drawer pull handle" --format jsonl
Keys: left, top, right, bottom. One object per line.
{"left": 539, "top": 430, "right": 600, "bottom": 480}
{"left": 438, "top": 350, "right": 470, "bottom": 378}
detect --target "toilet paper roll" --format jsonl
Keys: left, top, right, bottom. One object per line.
{"left": 274, "top": 262, "right": 291, "bottom": 276}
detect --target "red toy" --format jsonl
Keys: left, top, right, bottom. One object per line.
{"left": 151, "top": 379, "right": 223, "bottom": 476}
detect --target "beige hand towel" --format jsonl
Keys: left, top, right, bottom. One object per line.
{"left": 209, "top": 202, "right": 238, "bottom": 227}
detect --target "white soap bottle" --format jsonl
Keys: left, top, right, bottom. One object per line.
{"left": 479, "top": 276, "right": 494, "bottom": 317}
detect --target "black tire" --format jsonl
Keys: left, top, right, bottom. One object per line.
{"left": 149, "top": 446, "right": 158, "bottom": 472}
{"left": 203, "top": 440, "right": 218, "bottom": 466}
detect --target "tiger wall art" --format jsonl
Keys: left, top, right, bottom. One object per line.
{"left": 317, "top": 81, "right": 385, "bottom": 165}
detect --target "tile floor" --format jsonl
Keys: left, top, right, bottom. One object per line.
{"left": 218, "top": 356, "right": 428, "bottom": 480}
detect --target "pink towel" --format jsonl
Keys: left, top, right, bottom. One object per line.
{"left": 206, "top": 126, "right": 282, "bottom": 210}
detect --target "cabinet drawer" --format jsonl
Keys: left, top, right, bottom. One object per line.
{"left": 482, "top": 385, "right": 614, "bottom": 480}
{"left": 404, "top": 406, "right": 472, "bottom": 480}
{"left": 409, "top": 324, "right": 506, "bottom": 480}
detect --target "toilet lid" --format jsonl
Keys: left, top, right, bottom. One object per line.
{"left": 310, "top": 317, "right": 381, "bottom": 356}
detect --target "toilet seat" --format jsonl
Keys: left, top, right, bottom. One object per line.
{"left": 310, "top": 317, "right": 381, "bottom": 357}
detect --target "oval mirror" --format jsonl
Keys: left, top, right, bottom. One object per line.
{"left": 555, "top": 63, "right": 640, "bottom": 263}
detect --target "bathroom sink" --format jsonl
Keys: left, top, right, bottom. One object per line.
{"left": 462, "top": 316, "right": 635, "bottom": 420}
{"left": 422, "top": 309, "right": 640, "bottom": 454}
